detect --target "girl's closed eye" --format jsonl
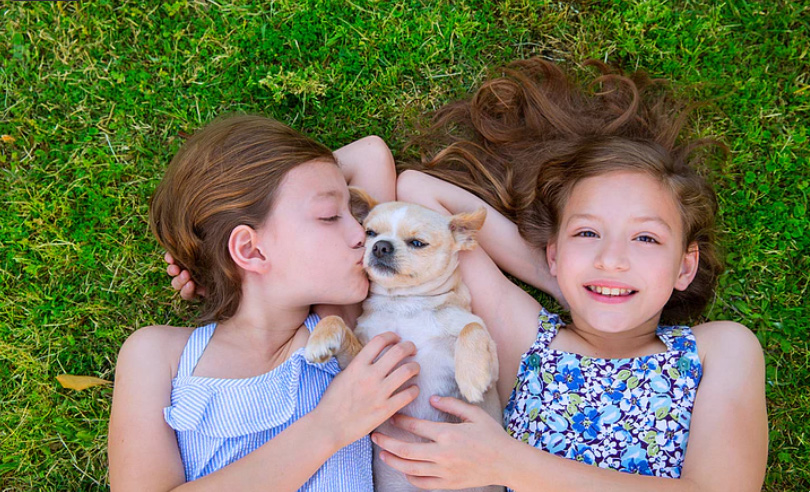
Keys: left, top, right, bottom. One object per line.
{"left": 320, "top": 215, "right": 341, "bottom": 223}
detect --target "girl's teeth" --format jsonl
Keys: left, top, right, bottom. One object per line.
{"left": 588, "top": 285, "right": 633, "bottom": 296}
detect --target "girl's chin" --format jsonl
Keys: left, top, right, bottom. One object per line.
{"left": 345, "top": 278, "right": 370, "bottom": 303}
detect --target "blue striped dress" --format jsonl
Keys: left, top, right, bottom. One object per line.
{"left": 163, "top": 313, "right": 373, "bottom": 490}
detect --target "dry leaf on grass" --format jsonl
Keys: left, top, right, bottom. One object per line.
{"left": 56, "top": 374, "right": 112, "bottom": 391}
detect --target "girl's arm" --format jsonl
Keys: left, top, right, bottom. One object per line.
{"left": 109, "top": 327, "right": 420, "bottom": 492}
{"left": 396, "top": 170, "right": 563, "bottom": 304}
{"left": 333, "top": 135, "right": 396, "bottom": 203}
{"left": 394, "top": 171, "right": 544, "bottom": 406}
{"left": 164, "top": 135, "right": 397, "bottom": 303}
{"left": 371, "top": 321, "right": 767, "bottom": 491}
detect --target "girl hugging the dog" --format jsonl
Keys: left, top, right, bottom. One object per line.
{"left": 108, "top": 117, "right": 419, "bottom": 491}
{"left": 381, "top": 58, "right": 767, "bottom": 490}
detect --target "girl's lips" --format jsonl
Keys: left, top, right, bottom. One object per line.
{"left": 583, "top": 285, "right": 637, "bottom": 304}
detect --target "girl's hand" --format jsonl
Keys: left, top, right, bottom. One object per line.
{"left": 372, "top": 395, "right": 510, "bottom": 490}
{"left": 164, "top": 251, "right": 205, "bottom": 300}
{"left": 314, "top": 332, "right": 421, "bottom": 451}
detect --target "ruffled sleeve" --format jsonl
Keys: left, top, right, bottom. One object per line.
{"left": 164, "top": 350, "right": 340, "bottom": 438}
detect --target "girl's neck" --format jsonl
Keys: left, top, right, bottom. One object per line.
{"left": 210, "top": 302, "right": 311, "bottom": 372}
{"left": 556, "top": 316, "right": 666, "bottom": 359}
{"left": 217, "top": 304, "right": 309, "bottom": 350}
{"left": 188, "top": 302, "right": 313, "bottom": 380}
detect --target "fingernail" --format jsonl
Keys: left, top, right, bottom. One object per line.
{"left": 430, "top": 395, "right": 440, "bottom": 404}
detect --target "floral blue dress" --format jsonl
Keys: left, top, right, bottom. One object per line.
{"left": 504, "top": 308, "right": 702, "bottom": 478}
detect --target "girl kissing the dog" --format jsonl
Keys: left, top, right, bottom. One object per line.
{"left": 108, "top": 116, "right": 419, "bottom": 491}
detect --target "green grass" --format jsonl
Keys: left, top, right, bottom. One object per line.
{"left": 1, "top": 0, "right": 807, "bottom": 489}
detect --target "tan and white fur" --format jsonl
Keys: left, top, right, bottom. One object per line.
{"left": 305, "top": 190, "right": 502, "bottom": 492}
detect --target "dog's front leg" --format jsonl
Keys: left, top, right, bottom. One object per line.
{"left": 304, "top": 315, "right": 363, "bottom": 369}
{"left": 454, "top": 322, "right": 499, "bottom": 403}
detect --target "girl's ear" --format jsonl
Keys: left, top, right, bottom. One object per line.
{"left": 546, "top": 241, "right": 558, "bottom": 277}
{"left": 228, "top": 225, "right": 270, "bottom": 274}
{"left": 674, "top": 242, "right": 700, "bottom": 291}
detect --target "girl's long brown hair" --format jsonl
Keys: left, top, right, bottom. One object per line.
{"left": 407, "top": 58, "right": 725, "bottom": 323}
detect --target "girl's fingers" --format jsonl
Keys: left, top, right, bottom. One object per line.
{"left": 353, "top": 332, "right": 401, "bottom": 365}
{"left": 373, "top": 340, "right": 417, "bottom": 375}
{"left": 388, "top": 385, "right": 419, "bottom": 408}
{"left": 386, "top": 385, "right": 419, "bottom": 415}
{"left": 170, "top": 270, "right": 190, "bottom": 291}
{"left": 170, "top": 276, "right": 183, "bottom": 292}
{"left": 167, "top": 264, "right": 180, "bottom": 276}
{"left": 405, "top": 475, "right": 444, "bottom": 490}
{"left": 390, "top": 413, "right": 443, "bottom": 441}
{"left": 164, "top": 251, "right": 174, "bottom": 264}
{"left": 378, "top": 449, "right": 437, "bottom": 478}
{"left": 382, "top": 362, "right": 420, "bottom": 396}
{"left": 429, "top": 395, "right": 481, "bottom": 422}
{"left": 180, "top": 281, "right": 197, "bottom": 301}
{"left": 372, "top": 431, "right": 433, "bottom": 461}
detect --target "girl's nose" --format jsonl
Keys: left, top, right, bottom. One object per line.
{"left": 348, "top": 216, "right": 365, "bottom": 249}
{"left": 594, "top": 239, "right": 630, "bottom": 271}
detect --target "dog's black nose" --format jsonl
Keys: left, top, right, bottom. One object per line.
{"left": 372, "top": 240, "right": 394, "bottom": 258}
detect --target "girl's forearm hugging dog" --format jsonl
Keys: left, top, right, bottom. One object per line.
{"left": 143, "top": 57, "right": 767, "bottom": 491}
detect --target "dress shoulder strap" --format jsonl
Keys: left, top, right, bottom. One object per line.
{"left": 176, "top": 323, "right": 217, "bottom": 378}
{"left": 535, "top": 307, "right": 562, "bottom": 348}
{"left": 656, "top": 324, "right": 698, "bottom": 354}
{"left": 303, "top": 312, "right": 321, "bottom": 333}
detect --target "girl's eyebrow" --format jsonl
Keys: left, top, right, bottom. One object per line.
{"left": 567, "top": 213, "right": 672, "bottom": 232}
{"left": 311, "top": 190, "right": 344, "bottom": 201}
{"left": 566, "top": 213, "right": 601, "bottom": 224}
{"left": 631, "top": 216, "right": 672, "bottom": 232}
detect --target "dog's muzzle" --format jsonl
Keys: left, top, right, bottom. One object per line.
{"left": 369, "top": 240, "right": 397, "bottom": 275}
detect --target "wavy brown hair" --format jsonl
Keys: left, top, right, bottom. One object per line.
{"left": 407, "top": 58, "right": 725, "bottom": 323}
{"left": 150, "top": 115, "right": 334, "bottom": 324}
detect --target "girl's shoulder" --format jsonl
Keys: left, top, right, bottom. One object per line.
{"left": 117, "top": 324, "right": 196, "bottom": 380}
{"left": 689, "top": 320, "right": 763, "bottom": 368}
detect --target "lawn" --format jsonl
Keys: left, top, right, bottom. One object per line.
{"left": 1, "top": 0, "right": 807, "bottom": 489}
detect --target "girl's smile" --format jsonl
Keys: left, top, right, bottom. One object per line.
{"left": 583, "top": 281, "right": 638, "bottom": 304}
{"left": 547, "top": 171, "right": 700, "bottom": 343}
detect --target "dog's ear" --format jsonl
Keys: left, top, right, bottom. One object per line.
{"left": 348, "top": 187, "right": 378, "bottom": 224}
{"left": 449, "top": 207, "right": 487, "bottom": 251}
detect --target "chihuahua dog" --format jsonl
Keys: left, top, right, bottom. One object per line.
{"left": 305, "top": 190, "right": 502, "bottom": 492}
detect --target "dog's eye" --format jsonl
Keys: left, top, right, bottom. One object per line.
{"left": 366, "top": 229, "right": 377, "bottom": 238}
{"left": 409, "top": 239, "right": 428, "bottom": 248}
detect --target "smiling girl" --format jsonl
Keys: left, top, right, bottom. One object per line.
{"left": 383, "top": 58, "right": 768, "bottom": 490}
